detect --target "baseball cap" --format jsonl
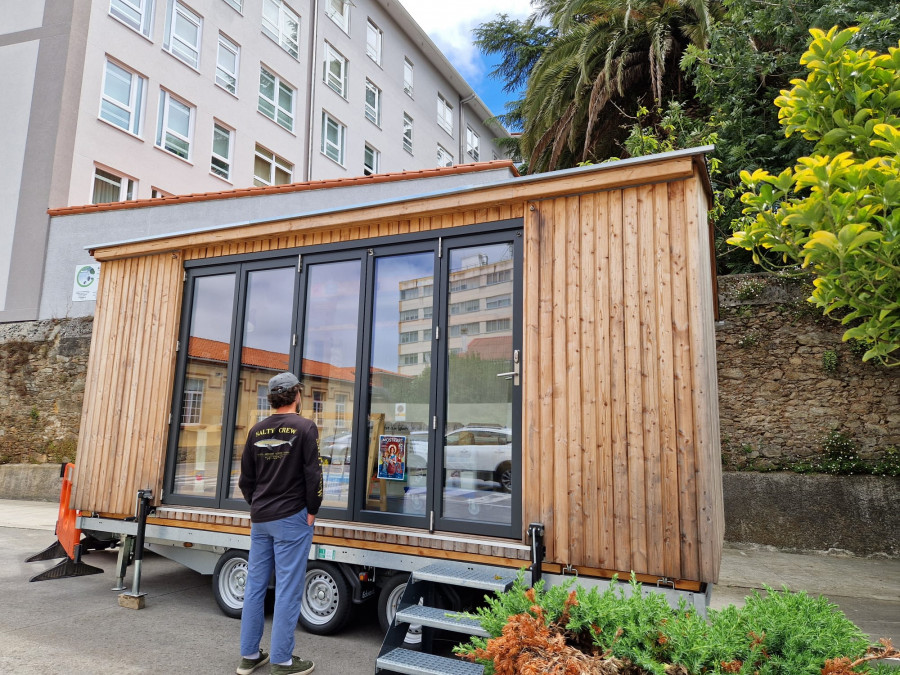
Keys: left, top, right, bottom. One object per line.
{"left": 269, "top": 372, "right": 300, "bottom": 393}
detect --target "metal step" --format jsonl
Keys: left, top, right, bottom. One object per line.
{"left": 395, "top": 604, "right": 489, "bottom": 637}
{"left": 412, "top": 563, "right": 517, "bottom": 593}
{"left": 376, "top": 647, "right": 483, "bottom": 675}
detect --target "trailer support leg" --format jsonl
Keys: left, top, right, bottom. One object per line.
{"left": 528, "top": 522, "right": 545, "bottom": 587}
{"left": 112, "top": 535, "right": 134, "bottom": 591}
{"left": 118, "top": 489, "right": 152, "bottom": 609}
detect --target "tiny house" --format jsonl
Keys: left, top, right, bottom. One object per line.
{"left": 60, "top": 148, "right": 723, "bottom": 636}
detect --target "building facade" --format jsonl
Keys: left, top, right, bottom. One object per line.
{"left": 0, "top": 0, "right": 509, "bottom": 322}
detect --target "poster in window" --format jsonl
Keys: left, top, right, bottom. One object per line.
{"left": 377, "top": 434, "right": 406, "bottom": 480}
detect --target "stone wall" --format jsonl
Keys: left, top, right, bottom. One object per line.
{"left": 716, "top": 274, "right": 900, "bottom": 469}
{"left": 0, "top": 318, "right": 92, "bottom": 465}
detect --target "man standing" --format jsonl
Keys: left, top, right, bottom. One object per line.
{"left": 237, "top": 372, "right": 322, "bottom": 675}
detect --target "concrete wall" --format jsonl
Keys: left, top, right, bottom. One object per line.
{"left": 0, "top": 464, "right": 63, "bottom": 502}
{"left": 724, "top": 472, "right": 899, "bottom": 557}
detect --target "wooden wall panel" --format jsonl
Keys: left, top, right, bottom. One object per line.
{"left": 73, "top": 252, "right": 184, "bottom": 513}
{"left": 521, "top": 175, "right": 721, "bottom": 583}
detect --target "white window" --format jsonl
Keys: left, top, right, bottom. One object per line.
{"left": 335, "top": 393, "right": 348, "bottom": 428}
{"left": 211, "top": 123, "right": 233, "bottom": 180}
{"left": 216, "top": 33, "right": 239, "bottom": 94}
{"left": 402, "top": 113, "right": 413, "bottom": 154}
{"left": 486, "top": 318, "right": 511, "bottom": 333}
{"left": 254, "top": 144, "right": 293, "bottom": 186}
{"left": 400, "top": 309, "right": 418, "bottom": 321}
{"left": 486, "top": 294, "right": 511, "bottom": 309}
{"left": 400, "top": 330, "right": 418, "bottom": 344}
{"left": 152, "top": 187, "right": 172, "bottom": 198}
{"left": 323, "top": 43, "right": 348, "bottom": 98}
{"left": 99, "top": 59, "right": 145, "bottom": 135}
{"left": 164, "top": 0, "right": 202, "bottom": 69}
{"left": 262, "top": 0, "right": 300, "bottom": 59}
{"left": 403, "top": 58, "right": 414, "bottom": 97}
{"left": 437, "top": 94, "right": 453, "bottom": 134}
{"left": 156, "top": 89, "right": 194, "bottom": 159}
{"left": 321, "top": 111, "right": 345, "bottom": 164}
{"left": 109, "top": 0, "right": 154, "bottom": 37}
{"left": 364, "top": 80, "right": 381, "bottom": 125}
{"left": 258, "top": 66, "right": 295, "bottom": 132}
{"left": 92, "top": 167, "right": 135, "bottom": 204}
{"left": 256, "top": 384, "right": 269, "bottom": 421}
{"left": 437, "top": 144, "right": 453, "bottom": 168}
{"left": 222, "top": 0, "right": 241, "bottom": 11}
{"left": 325, "top": 0, "right": 348, "bottom": 32}
{"left": 466, "top": 126, "right": 480, "bottom": 161}
{"left": 181, "top": 378, "right": 204, "bottom": 424}
{"left": 401, "top": 354, "right": 419, "bottom": 366}
{"left": 366, "top": 20, "right": 382, "bottom": 64}
{"left": 364, "top": 143, "right": 379, "bottom": 176}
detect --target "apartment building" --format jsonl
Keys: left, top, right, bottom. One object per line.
{"left": 0, "top": 0, "right": 508, "bottom": 322}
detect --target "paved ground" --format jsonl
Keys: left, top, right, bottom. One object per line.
{"left": 0, "top": 499, "right": 897, "bottom": 673}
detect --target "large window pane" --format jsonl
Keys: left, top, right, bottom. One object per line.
{"left": 300, "top": 260, "right": 362, "bottom": 510}
{"left": 228, "top": 267, "right": 295, "bottom": 499}
{"left": 174, "top": 274, "right": 235, "bottom": 497}
{"left": 365, "top": 253, "right": 433, "bottom": 516}
{"left": 441, "top": 243, "right": 515, "bottom": 525}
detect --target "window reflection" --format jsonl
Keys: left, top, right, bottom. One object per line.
{"left": 300, "top": 260, "right": 362, "bottom": 510}
{"left": 174, "top": 274, "right": 236, "bottom": 497}
{"left": 228, "top": 267, "right": 295, "bottom": 499}
{"left": 365, "top": 253, "right": 433, "bottom": 515}
{"left": 442, "top": 244, "right": 514, "bottom": 525}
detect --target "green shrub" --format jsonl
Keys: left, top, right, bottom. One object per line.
{"left": 456, "top": 575, "right": 889, "bottom": 674}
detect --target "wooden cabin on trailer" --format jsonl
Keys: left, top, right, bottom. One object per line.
{"left": 59, "top": 148, "right": 723, "bottom": 643}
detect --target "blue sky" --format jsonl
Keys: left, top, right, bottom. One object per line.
{"left": 401, "top": 0, "right": 532, "bottom": 127}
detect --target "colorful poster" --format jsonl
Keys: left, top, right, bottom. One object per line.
{"left": 377, "top": 434, "right": 406, "bottom": 480}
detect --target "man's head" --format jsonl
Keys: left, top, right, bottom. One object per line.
{"left": 268, "top": 372, "right": 302, "bottom": 410}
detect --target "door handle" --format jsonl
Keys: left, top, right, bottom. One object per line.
{"left": 496, "top": 349, "right": 520, "bottom": 386}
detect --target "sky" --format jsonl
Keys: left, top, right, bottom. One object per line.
{"left": 400, "top": 0, "right": 533, "bottom": 123}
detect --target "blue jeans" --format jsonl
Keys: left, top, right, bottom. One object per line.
{"left": 240, "top": 509, "right": 313, "bottom": 664}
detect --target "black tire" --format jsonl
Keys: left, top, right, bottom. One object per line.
{"left": 495, "top": 461, "right": 512, "bottom": 493}
{"left": 377, "top": 573, "right": 422, "bottom": 646}
{"left": 213, "top": 549, "right": 249, "bottom": 619}
{"left": 298, "top": 562, "right": 352, "bottom": 635}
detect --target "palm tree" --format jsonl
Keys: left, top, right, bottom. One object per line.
{"left": 513, "top": 0, "right": 719, "bottom": 172}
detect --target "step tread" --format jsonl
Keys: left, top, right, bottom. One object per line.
{"left": 412, "top": 563, "right": 517, "bottom": 592}
{"left": 376, "top": 647, "right": 483, "bottom": 675}
{"left": 395, "top": 605, "right": 489, "bottom": 637}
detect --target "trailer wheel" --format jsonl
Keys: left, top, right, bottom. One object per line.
{"left": 213, "top": 549, "right": 249, "bottom": 619}
{"left": 377, "top": 573, "right": 422, "bottom": 646}
{"left": 298, "top": 562, "right": 352, "bottom": 635}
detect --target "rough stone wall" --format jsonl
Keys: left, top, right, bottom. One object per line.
{"left": 0, "top": 318, "right": 92, "bottom": 465}
{"left": 716, "top": 274, "right": 900, "bottom": 469}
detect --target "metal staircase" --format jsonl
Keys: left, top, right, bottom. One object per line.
{"left": 375, "top": 562, "right": 519, "bottom": 675}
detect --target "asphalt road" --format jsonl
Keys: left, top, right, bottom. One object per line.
{"left": 0, "top": 526, "right": 384, "bottom": 674}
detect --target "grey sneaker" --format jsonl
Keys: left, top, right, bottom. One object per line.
{"left": 236, "top": 650, "right": 269, "bottom": 675}
{"left": 270, "top": 656, "right": 314, "bottom": 675}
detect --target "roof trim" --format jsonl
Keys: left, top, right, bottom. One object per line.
{"left": 49, "top": 160, "right": 519, "bottom": 217}
{"left": 84, "top": 147, "right": 714, "bottom": 254}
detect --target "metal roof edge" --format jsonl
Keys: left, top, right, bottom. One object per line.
{"left": 85, "top": 146, "right": 714, "bottom": 253}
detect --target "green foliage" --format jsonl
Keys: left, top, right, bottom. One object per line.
{"left": 456, "top": 576, "right": 883, "bottom": 674}
{"left": 822, "top": 349, "right": 839, "bottom": 373}
{"left": 729, "top": 27, "right": 900, "bottom": 366}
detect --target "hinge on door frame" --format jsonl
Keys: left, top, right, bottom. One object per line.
{"left": 292, "top": 333, "right": 297, "bottom": 346}
{"left": 297, "top": 254, "right": 302, "bottom": 272}
{"left": 168, "top": 413, "right": 172, "bottom": 425}
{"left": 429, "top": 510, "right": 435, "bottom": 533}
{"left": 183, "top": 270, "right": 187, "bottom": 282}
{"left": 438, "top": 237, "right": 442, "bottom": 258}
{"left": 435, "top": 326, "right": 440, "bottom": 340}
{"left": 175, "top": 340, "right": 180, "bottom": 352}
{"left": 432, "top": 416, "right": 437, "bottom": 430}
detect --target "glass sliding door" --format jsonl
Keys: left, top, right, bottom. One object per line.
{"left": 172, "top": 272, "right": 237, "bottom": 498}
{"left": 363, "top": 251, "right": 435, "bottom": 517}
{"left": 438, "top": 241, "right": 519, "bottom": 532}
{"left": 299, "top": 258, "right": 363, "bottom": 511}
{"left": 226, "top": 266, "right": 296, "bottom": 502}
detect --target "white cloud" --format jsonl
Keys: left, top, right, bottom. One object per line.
{"left": 399, "top": 0, "right": 532, "bottom": 79}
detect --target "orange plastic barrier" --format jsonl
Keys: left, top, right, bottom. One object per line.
{"left": 56, "top": 463, "right": 81, "bottom": 560}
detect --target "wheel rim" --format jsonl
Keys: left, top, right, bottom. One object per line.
{"left": 500, "top": 467, "right": 512, "bottom": 492}
{"left": 385, "top": 582, "right": 423, "bottom": 644}
{"left": 219, "top": 557, "right": 248, "bottom": 610}
{"left": 302, "top": 569, "right": 340, "bottom": 625}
